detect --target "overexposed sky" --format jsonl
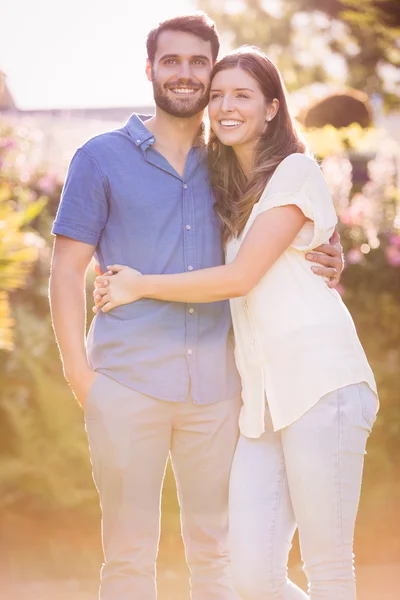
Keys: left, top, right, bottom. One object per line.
{"left": 1, "top": 0, "right": 197, "bottom": 109}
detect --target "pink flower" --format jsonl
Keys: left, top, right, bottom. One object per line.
{"left": 388, "top": 234, "right": 400, "bottom": 248}
{"left": 346, "top": 248, "right": 363, "bottom": 264}
{"left": 36, "top": 173, "right": 58, "bottom": 195}
{"left": 0, "top": 138, "right": 16, "bottom": 151}
{"left": 385, "top": 245, "right": 400, "bottom": 267}
{"left": 339, "top": 194, "right": 366, "bottom": 227}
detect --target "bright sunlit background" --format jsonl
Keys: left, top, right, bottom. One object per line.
{"left": 1, "top": 0, "right": 196, "bottom": 109}
{"left": 1, "top": 1, "right": 399, "bottom": 599}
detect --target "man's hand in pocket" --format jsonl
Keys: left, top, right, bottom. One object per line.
{"left": 67, "top": 367, "right": 97, "bottom": 409}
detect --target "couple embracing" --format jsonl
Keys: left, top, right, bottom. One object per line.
{"left": 50, "top": 12, "right": 378, "bottom": 600}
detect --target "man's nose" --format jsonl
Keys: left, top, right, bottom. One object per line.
{"left": 177, "top": 60, "right": 192, "bottom": 80}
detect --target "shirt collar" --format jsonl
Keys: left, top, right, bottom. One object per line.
{"left": 125, "top": 113, "right": 207, "bottom": 152}
{"left": 125, "top": 113, "right": 156, "bottom": 151}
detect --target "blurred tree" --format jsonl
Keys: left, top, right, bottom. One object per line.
{"left": 197, "top": 0, "right": 400, "bottom": 108}
{"left": 0, "top": 137, "right": 46, "bottom": 351}
{"left": 299, "top": 89, "right": 373, "bottom": 128}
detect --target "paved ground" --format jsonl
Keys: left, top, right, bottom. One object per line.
{"left": 4, "top": 563, "right": 399, "bottom": 599}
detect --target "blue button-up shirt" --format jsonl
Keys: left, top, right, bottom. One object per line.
{"left": 52, "top": 114, "right": 240, "bottom": 404}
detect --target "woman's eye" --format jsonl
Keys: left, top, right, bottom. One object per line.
{"left": 210, "top": 93, "right": 222, "bottom": 100}
{"left": 237, "top": 94, "right": 249, "bottom": 99}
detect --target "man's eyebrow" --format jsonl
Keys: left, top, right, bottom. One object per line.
{"left": 159, "top": 54, "right": 211, "bottom": 62}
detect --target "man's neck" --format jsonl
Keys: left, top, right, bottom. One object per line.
{"left": 144, "top": 107, "right": 205, "bottom": 154}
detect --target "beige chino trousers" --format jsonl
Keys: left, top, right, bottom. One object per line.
{"left": 84, "top": 373, "right": 241, "bottom": 600}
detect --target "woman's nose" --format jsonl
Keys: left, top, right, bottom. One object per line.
{"left": 221, "top": 96, "right": 235, "bottom": 112}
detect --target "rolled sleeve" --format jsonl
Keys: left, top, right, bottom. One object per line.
{"left": 257, "top": 153, "right": 337, "bottom": 251}
{"left": 52, "top": 148, "right": 108, "bottom": 246}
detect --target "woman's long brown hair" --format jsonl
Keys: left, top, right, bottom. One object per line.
{"left": 208, "top": 47, "right": 306, "bottom": 244}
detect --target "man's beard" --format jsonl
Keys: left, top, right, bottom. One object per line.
{"left": 152, "top": 78, "right": 210, "bottom": 118}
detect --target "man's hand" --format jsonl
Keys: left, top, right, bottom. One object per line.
{"left": 305, "top": 230, "right": 344, "bottom": 288}
{"left": 93, "top": 265, "right": 143, "bottom": 313}
{"left": 67, "top": 366, "right": 97, "bottom": 409}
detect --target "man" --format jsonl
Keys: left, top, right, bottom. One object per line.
{"left": 49, "top": 12, "right": 343, "bottom": 600}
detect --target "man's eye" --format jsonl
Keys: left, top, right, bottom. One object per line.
{"left": 192, "top": 59, "right": 206, "bottom": 65}
{"left": 165, "top": 59, "right": 178, "bottom": 65}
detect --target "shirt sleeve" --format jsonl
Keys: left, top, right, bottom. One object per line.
{"left": 52, "top": 148, "right": 108, "bottom": 246}
{"left": 256, "top": 153, "right": 337, "bottom": 251}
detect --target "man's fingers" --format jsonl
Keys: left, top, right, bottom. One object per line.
{"left": 328, "top": 274, "right": 341, "bottom": 289}
{"left": 329, "top": 230, "right": 340, "bottom": 245}
{"left": 307, "top": 252, "right": 338, "bottom": 268}
{"left": 307, "top": 244, "right": 338, "bottom": 258}
{"left": 311, "top": 266, "right": 337, "bottom": 279}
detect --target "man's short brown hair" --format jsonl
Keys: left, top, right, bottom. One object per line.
{"left": 146, "top": 12, "right": 220, "bottom": 64}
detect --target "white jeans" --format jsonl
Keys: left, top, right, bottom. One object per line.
{"left": 229, "top": 383, "right": 377, "bottom": 600}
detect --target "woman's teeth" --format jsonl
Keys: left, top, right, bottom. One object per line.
{"left": 220, "top": 120, "right": 243, "bottom": 128}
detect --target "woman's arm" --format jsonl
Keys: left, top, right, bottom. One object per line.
{"left": 93, "top": 205, "right": 306, "bottom": 312}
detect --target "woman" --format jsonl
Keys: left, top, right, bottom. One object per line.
{"left": 93, "top": 47, "right": 378, "bottom": 600}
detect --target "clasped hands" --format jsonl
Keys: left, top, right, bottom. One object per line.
{"left": 93, "top": 264, "right": 142, "bottom": 314}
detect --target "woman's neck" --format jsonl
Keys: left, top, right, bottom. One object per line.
{"left": 232, "top": 142, "right": 256, "bottom": 178}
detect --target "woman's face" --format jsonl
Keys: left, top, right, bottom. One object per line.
{"left": 208, "top": 67, "right": 271, "bottom": 150}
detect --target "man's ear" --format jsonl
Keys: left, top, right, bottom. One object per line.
{"left": 146, "top": 59, "right": 152, "bottom": 82}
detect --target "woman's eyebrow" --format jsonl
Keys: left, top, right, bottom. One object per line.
{"left": 210, "top": 87, "right": 254, "bottom": 92}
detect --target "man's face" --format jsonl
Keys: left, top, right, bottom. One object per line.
{"left": 146, "top": 30, "right": 213, "bottom": 118}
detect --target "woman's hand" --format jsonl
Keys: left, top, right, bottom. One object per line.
{"left": 93, "top": 265, "right": 143, "bottom": 313}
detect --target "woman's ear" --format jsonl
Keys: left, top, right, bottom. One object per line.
{"left": 266, "top": 98, "right": 280, "bottom": 122}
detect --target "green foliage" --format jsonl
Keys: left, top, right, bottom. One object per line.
{"left": 0, "top": 175, "right": 46, "bottom": 350}
{"left": 197, "top": 0, "right": 400, "bottom": 108}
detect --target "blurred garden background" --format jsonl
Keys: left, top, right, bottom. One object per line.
{"left": 0, "top": 0, "right": 399, "bottom": 598}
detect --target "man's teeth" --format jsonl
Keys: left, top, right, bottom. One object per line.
{"left": 170, "top": 88, "right": 197, "bottom": 94}
{"left": 220, "top": 120, "right": 243, "bottom": 127}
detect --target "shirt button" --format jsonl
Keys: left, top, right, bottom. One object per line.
{"left": 189, "top": 308, "right": 195, "bottom": 314}
{"left": 136, "top": 139, "right": 141, "bottom": 143}
{"left": 187, "top": 349, "right": 193, "bottom": 355}
{"left": 183, "top": 183, "right": 188, "bottom": 189}
{"left": 186, "top": 224, "right": 191, "bottom": 230}
{"left": 188, "top": 265, "right": 194, "bottom": 271}
{"left": 150, "top": 138, "right": 155, "bottom": 143}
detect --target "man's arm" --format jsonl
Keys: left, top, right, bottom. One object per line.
{"left": 49, "top": 235, "right": 96, "bottom": 407}
{"left": 305, "top": 230, "right": 344, "bottom": 288}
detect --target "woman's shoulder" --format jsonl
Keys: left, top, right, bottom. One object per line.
{"left": 276, "top": 152, "right": 320, "bottom": 178}
{"left": 263, "top": 153, "right": 320, "bottom": 198}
